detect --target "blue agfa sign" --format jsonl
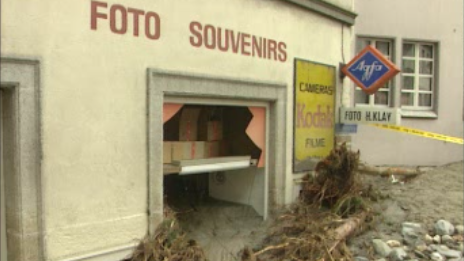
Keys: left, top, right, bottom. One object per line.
{"left": 342, "top": 45, "right": 400, "bottom": 94}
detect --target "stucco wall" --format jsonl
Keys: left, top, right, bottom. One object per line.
{"left": 352, "top": 0, "right": 464, "bottom": 166}
{"left": 1, "top": 0, "right": 353, "bottom": 260}
{"left": 325, "top": 0, "right": 354, "bottom": 11}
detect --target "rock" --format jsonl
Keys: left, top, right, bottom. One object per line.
{"left": 374, "top": 259, "right": 387, "bottom": 261}
{"left": 448, "top": 258, "right": 464, "bottom": 261}
{"left": 387, "top": 240, "right": 402, "bottom": 248}
{"left": 432, "top": 245, "right": 462, "bottom": 258}
{"left": 372, "top": 239, "right": 392, "bottom": 257}
{"left": 431, "top": 252, "right": 444, "bottom": 261}
{"left": 437, "top": 248, "right": 462, "bottom": 258}
{"left": 435, "top": 220, "right": 455, "bottom": 236}
{"left": 415, "top": 244, "right": 427, "bottom": 252}
{"left": 432, "top": 244, "right": 450, "bottom": 251}
{"left": 403, "top": 222, "right": 422, "bottom": 230}
{"left": 414, "top": 249, "right": 427, "bottom": 259}
{"left": 442, "top": 235, "right": 454, "bottom": 243}
{"left": 428, "top": 244, "right": 437, "bottom": 251}
{"left": 402, "top": 222, "right": 424, "bottom": 246}
{"left": 454, "top": 235, "right": 464, "bottom": 242}
{"left": 354, "top": 257, "right": 369, "bottom": 261}
{"left": 458, "top": 243, "right": 464, "bottom": 253}
{"left": 389, "top": 247, "right": 408, "bottom": 261}
{"left": 425, "top": 234, "right": 434, "bottom": 244}
{"left": 433, "top": 235, "right": 441, "bottom": 244}
{"left": 456, "top": 225, "right": 464, "bottom": 235}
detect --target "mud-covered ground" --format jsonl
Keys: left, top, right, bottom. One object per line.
{"left": 348, "top": 161, "right": 464, "bottom": 257}
{"left": 158, "top": 161, "right": 463, "bottom": 261}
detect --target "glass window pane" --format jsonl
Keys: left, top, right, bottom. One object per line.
{"left": 420, "top": 45, "right": 433, "bottom": 58}
{"left": 379, "top": 81, "right": 390, "bottom": 90}
{"left": 419, "top": 94, "right": 432, "bottom": 107}
{"left": 402, "top": 60, "right": 415, "bottom": 73}
{"left": 419, "top": 61, "right": 433, "bottom": 75}
{"left": 355, "top": 89, "right": 369, "bottom": 104}
{"left": 401, "top": 93, "right": 414, "bottom": 106}
{"left": 419, "top": 77, "right": 432, "bottom": 91}
{"left": 374, "top": 91, "right": 389, "bottom": 105}
{"left": 403, "top": 43, "right": 415, "bottom": 57}
{"left": 356, "top": 39, "right": 369, "bottom": 52}
{"left": 376, "top": 41, "right": 390, "bottom": 56}
{"left": 402, "top": 76, "right": 414, "bottom": 90}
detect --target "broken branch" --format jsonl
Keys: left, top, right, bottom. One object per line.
{"left": 358, "top": 163, "right": 422, "bottom": 177}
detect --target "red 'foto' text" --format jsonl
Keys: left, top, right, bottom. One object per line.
{"left": 90, "top": 1, "right": 161, "bottom": 40}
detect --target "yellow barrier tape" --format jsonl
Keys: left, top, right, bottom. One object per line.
{"left": 370, "top": 124, "right": 464, "bottom": 145}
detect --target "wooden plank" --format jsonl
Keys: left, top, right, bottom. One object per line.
{"left": 163, "top": 164, "right": 181, "bottom": 175}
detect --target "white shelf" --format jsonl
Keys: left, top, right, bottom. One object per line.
{"left": 169, "top": 156, "right": 255, "bottom": 175}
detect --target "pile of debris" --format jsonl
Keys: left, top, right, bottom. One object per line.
{"left": 125, "top": 143, "right": 377, "bottom": 261}
{"left": 241, "top": 143, "right": 375, "bottom": 261}
{"left": 127, "top": 217, "right": 207, "bottom": 261}
{"left": 125, "top": 201, "right": 207, "bottom": 261}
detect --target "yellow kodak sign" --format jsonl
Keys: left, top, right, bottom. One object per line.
{"left": 293, "top": 59, "right": 335, "bottom": 172}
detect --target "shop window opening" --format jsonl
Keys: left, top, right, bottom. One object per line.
{"left": 162, "top": 103, "right": 269, "bottom": 260}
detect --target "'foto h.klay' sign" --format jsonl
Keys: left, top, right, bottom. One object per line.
{"left": 342, "top": 45, "right": 400, "bottom": 94}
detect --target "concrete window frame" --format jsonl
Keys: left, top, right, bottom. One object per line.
{"left": 0, "top": 58, "right": 43, "bottom": 261}
{"left": 400, "top": 40, "right": 439, "bottom": 118}
{"left": 146, "top": 69, "right": 287, "bottom": 233}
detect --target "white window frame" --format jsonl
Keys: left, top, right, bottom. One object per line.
{"left": 354, "top": 37, "right": 394, "bottom": 107}
{"left": 400, "top": 41, "right": 436, "bottom": 112}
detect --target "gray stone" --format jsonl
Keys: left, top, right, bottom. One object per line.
{"left": 387, "top": 239, "right": 402, "bottom": 247}
{"left": 431, "top": 244, "right": 462, "bottom": 258}
{"left": 442, "top": 235, "right": 454, "bottom": 243}
{"left": 436, "top": 248, "right": 462, "bottom": 258}
{"left": 403, "top": 222, "right": 422, "bottom": 230}
{"left": 372, "top": 239, "right": 392, "bottom": 257}
{"left": 390, "top": 247, "right": 408, "bottom": 261}
{"left": 414, "top": 249, "right": 427, "bottom": 259}
{"left": 374, "top": 259, "right": 387, "bottom": 261}
{"left": 415, "top": 244, "right": 427, "bottom": 252}
{"left": 433, "top": 235, "right": 441, "bottom": 244}
{"left": 425, "top": 234, "right": 434, "bottom": 244}
{"left": 402, "top": 222, "right": 424, "bottom": 246}
{"left": 431, "top": 244, "right": 450, "bottom": 251}
{"left": 435, "top": 220, "right": 455, "bottom": 236}
{"left": 456, "top": 225, "right": 464, "bottom": 235}
{"left": 431, "top": 252, "right": 444, "bottom": 261}
{"left": 448, "top": 258, "right": 464, "bottom": 261}
{"left": 354, "top": 257, "right": 369, "bottom": 261}
{"left": 458, "top": 243, "right": 464, "bottom": 253}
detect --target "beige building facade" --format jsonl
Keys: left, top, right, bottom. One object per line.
{"left": 1, "top": 0, "right": 356, "bottom": 260}
{"left": 350, "top": 0, "right": 464, "bottom": 165}
{"left": 2, "top": 0, "right": 463, "bottom": 260}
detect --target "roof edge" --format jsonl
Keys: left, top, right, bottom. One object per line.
{"left": 281, "top": 0, "right": 357, "bottom": 26}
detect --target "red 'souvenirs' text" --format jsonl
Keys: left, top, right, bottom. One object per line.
{"left": 189, "top": 21, "right": 287, "bottom": 62}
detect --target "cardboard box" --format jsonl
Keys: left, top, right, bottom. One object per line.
{"left": 179, "top": 108, "right": 201, "bottom": 141}
{"left": 163, "top": 142, "right": 172, "bottom": 163}
{"left": 172, "top": 141, "right": 205, "bottom": 161}
{"left": 198, "top": 121, "right": 223, "bottom": 141}
{"left": 204, "top": 141, "right": 220, "bottom": 158}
